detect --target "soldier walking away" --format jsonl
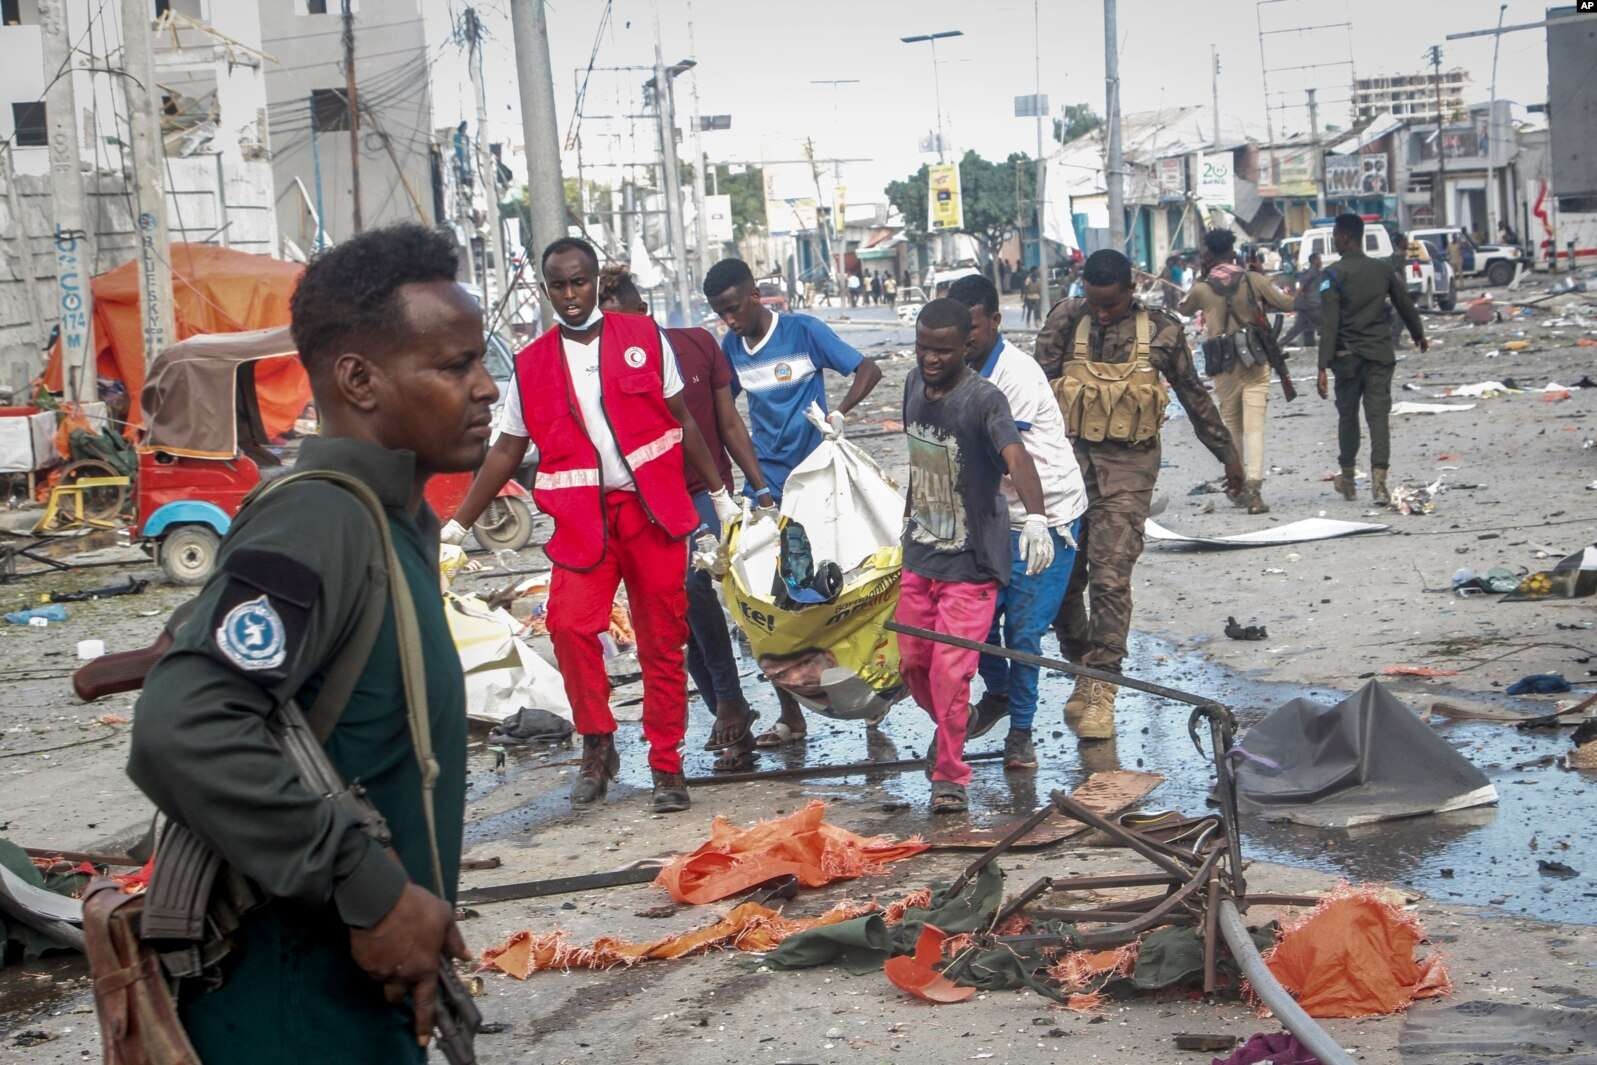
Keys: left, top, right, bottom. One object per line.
{"left": 1179, "top": 229, "right": 1296, "bottom": 514}
{"left": 1037, "top": 249, "right": 1243, "bottom": 741}
{"left": 947, "top": 275, "right": 1086, "bottom": 771}
{"left": 1280, "top": 251, "right": 1326, "bottom": 351}
{"left": 449, "top": 238, "right": 741, "bottom": 813}
{"left": 1315, "top": 213, "right": 1428, "bottom": 507}
{"left": 599, "top": 267, "right": 774, "bottom": 773}
{"left": 896, "top": 298, "right": 1056, "bottom": 814}
{"left": 703, "top": 257, "right": 883, "bottom": 748}
{"left": 127, "top": 225, "right": 487, "bottom": 1062}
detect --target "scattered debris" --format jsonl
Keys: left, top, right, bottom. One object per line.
{"left": 1506, "top": 673, "right": 1572, "bottom": 695}
{"left": 1225, "top": 617, "right": 1269, "bottom": 641}
{"left": 1537, "top": 860, "right": 1579, "bottom": 879}
{"left": 40, "top": 576, "right": 146, "bottom": 604}
{"left": 1503, "top": 542, "right": 1597, "bottom": 601}
{"left": 1210, "top": 1032, "right": 1320, "bottom": 1065}
{"left": 1389, "top": 479, "right": 1440, "bottom": 516}
{"left": 1389, "top": 401, "right": 1475, "bottom": 415}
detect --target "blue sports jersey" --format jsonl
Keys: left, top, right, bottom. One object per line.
{"left": 721, "top": 311, "right": 863, "bottom": 497}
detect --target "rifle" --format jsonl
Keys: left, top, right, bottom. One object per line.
{"left": 1249, "top": 305, "right": 1298, "bottom": 402}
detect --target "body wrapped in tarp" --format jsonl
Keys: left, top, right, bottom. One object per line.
{"left": 721, "top": 406, "right": 907, "bottom": 721}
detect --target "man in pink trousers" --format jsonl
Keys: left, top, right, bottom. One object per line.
{"left": 895, "top": 298, "right": 1056, "bottom": 814}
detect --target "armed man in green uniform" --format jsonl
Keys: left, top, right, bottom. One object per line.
{"left": 127, "top": 224, "right": 492, "bottom": 1063}
{"left": 1315, "top": 213, "right": 1427, "bottom": 506}
{"left": 1037, "top": 249, "right": 1243, "bottom": 742}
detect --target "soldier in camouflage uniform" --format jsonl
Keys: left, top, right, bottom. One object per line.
{"left": 1036, "top": 250, "right": 1243, "bottom": 740}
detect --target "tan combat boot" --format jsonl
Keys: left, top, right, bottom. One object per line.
{"left": 1332, "top": 466, "right": 1358, "bottom": 501}
{"left": 1569, "top": 737, "right": 1597, "bottom": 770}
{"left": 1243, "top": 479, "right": 1270, "bottom": 514}
{"left": 1075, "top": 680, "right": 1117, "bottom": 741}
{"left": 1064, "top": 675, "right": 1092, "bottom": 720}
{"left": 1371, "top": 467, "right": 1392, "bottom": 506}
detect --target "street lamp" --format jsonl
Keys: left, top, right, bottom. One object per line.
{"left": 810, "top": 79, "right": 860, "bottom": 291}
{"left": 900, "top": 30, "right": 962, "bottom": 162}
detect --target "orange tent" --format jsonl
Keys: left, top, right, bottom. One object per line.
{"left": 43, "top": 244, "right": 310, "bottom": 439}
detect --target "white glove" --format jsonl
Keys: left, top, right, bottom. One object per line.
{"left": 708, "top": 487, "right": 740, "bottom": 530}
{"left": 1018, "top": 514, "right": 1055, "bottom": 577}
{"left": 690, "top": 528, "right": 727, "bottom": 576}
{"left": 1060, "top": 523, "right": 1079, "bottom": 552}
{"left": 825, "top": 410, "right": 846, "bottom": 438}
{"left": 750, "top": 488, "right": 779, "bottom": 525}
{"left": 440, "top": 519, "right": 469, "bottom": 546}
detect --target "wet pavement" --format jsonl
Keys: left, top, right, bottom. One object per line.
{"left": 469, "top": 626, "right": 1597, "bottom": 926}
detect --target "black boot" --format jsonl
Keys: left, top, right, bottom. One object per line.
{"left": 570, "top": 733, "right": 619, "bottom": 806}
{"left": 651, "top": 769, "right": 691, "bottom": 813}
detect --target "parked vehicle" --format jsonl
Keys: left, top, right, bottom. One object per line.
{"left": 1295, "top": 220, "right": 1394, "bottom": 271}
{"left": 894, "top": 285, "right": 930, "bottom": 323}
{"left": 756, "top": 278, "right": 789, "bottom": 313}
{"left": 137, "top": 326, "right": 535, "bottom": 585}
{"left": 1409, "top": 227, "right": 1525, "bottom": 287}
{"left": 1403, "top": 239, "right": 1456, "bottom": 311}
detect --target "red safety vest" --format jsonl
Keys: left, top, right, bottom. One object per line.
{"left": 516, "top": 311, "right": 698, "bottom": 571}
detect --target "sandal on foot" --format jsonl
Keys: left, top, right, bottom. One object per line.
{"left": 754, "top": 721, "right": 807, "bottom": 748}
{"left": 704, "top": 707, "right": 758, "bottom": 752}
{"left": 930, "top": 780, "right": 968, "bottom": 814}
{"left": 711, "top": 743, "right": 756, "bottom": 773}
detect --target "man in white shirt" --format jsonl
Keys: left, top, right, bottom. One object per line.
{"left": 948, "top": 275, "right": 1087, "bottom": 769}
{"left": 447, "top": 239, "right": 738, "bottom": 814}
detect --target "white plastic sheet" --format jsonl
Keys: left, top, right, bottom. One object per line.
{"left": 1145, "top": 517, "right": 1389, "bottom": 549}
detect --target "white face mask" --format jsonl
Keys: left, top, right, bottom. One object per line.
{"left": 560, "top": 304, "right": 603, "bottom": 330}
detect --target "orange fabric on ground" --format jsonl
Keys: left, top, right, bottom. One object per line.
{"left": 41, "top": 245, "right": 309, "bottom": 438}
{"left": 1262, "top": 888, "right": 1452, "bottom": 1018}
{"left": 480, "top": 898, "right": 878, "bottom": 979}
{"left": 654, "top": 801, "right": 929, "bottom": 905}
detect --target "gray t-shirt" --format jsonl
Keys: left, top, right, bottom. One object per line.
{"left": 901, "top": 367, "right": 1023, "bottom": 586}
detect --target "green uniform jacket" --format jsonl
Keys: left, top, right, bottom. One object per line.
{"left": 127, "top": 436, "right": 466, "bottom": 1065}
{"left": 1317, "top": 248, "right": 1425, "bottom": 371}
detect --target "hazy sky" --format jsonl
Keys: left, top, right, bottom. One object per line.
{"left": 422, "top": 0, "right": 1555, "bottom": 206}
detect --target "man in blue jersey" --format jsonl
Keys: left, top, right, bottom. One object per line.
{"left": 704, "top": 257, "right": 883, "bottom": 747}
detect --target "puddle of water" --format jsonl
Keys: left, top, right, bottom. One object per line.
{"left": 473, "top": 628, "right": 1597, "bottom": 925}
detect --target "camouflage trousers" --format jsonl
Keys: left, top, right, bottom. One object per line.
{"left": 1054, "top": 439, "right": 1160, "bottom": 673}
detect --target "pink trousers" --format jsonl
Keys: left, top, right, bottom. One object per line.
{"left": 894, "top": 571, "right": 999, "bottom": 785}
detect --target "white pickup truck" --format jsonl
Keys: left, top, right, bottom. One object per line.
{"left": 1408, "top": 227, "right": 1525, "bottom": 287}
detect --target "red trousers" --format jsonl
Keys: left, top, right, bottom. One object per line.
{"left": 546, "top": 491, "right": 689, "bottom": 773}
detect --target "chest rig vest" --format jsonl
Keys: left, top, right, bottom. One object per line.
{"left": 1054, "top": 311, "right": 1167, "bottom": 445}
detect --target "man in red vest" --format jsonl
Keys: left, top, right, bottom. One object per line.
{"left": 448, "top": 238, "right": 738, "bottom": 813}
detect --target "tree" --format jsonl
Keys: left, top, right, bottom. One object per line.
{"left": 1053, "top": 103, "right": 1103, "bottom": 144}
{"left": 884, "top": 150, "right": 1037, "bottom": 285}
{"left": 711, "top": 164, "right": 767, "bottom": 240}
{"left": 562, "top": 178, "right": 613, "bottom": 226}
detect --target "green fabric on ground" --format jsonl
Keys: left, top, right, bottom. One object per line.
{"left": 1126, "top": 923, "right": 1277, "bottom": 992}
{"left": 765, "top": 864, "right": 1006, "bottom": 973}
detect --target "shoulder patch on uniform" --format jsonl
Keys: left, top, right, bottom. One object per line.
{"left": 223, "top": 548, "right": 320, "bottom": 609}
{"left": 214, "top": 595, "right": 288, "bottom": 671}
{"left": 1319, "top": 278, "right": 1333, "bottom": 292}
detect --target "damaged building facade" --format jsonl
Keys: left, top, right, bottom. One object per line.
{"left": 0, "top": 0, "right": 277, "bottom": 391}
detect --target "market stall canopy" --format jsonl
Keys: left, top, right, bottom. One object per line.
{"left": 42, "top": 244, "right": 310, "bottom": 439}
{"left": 139, "top": 326, "right": 301, "bottom": 460}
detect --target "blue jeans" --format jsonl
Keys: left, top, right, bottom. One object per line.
{"left": 686, "top": 491, "right": 744, "bottom": 713}
{"left": 977, "top": 520, "right": 1081, "bottom": 731}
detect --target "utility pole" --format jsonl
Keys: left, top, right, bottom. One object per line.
{"left": 1033, "top": 0, "right": 1050, "bottom": 312}
{"left": 1484, "top": 1, "right": 1507, "bottom": 238}
{"left": 119, "top": 0, "right": 176, "bottom": 371}
{"left": 652, "top": 31, "right": 693, "bottom": 325}
{"left": 1306, "top": 87, "right": 1326, "bottom": 217}
{"left": 810, "top": 79, "right": 859, "bottom": 302}
{"left": 37, "top": 0, "right": 92, "bottom": 398}
{"left": 465, "top": 8, "right": 507, "bottom": 304}
{"left": 0, "top": 146, "right": 47, "bottom": 362}
{"left": 1428, "top": 44, "right": 1446, "bottom": 226}
{"left": 510, "top": 0, "right": 567, "bottom": 327}
{"left": 1211, "top": 46, "right": 1221, "bottom": 145}
{"left": 341, "top": 0, "right": 362, "bottom": 234}
{"left": 1104, "top": 0, "right": 1126, "bottom": 253}
{"left": 685, "top": 0, "right": 711, "bottom": 276}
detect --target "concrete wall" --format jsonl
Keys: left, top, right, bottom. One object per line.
{"left": 259, "top": 0, "right": 436, "bottom": 250}
{"left": 0, "top": 156, "right": 275, "bottom": 393}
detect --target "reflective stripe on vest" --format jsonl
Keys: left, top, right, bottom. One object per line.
{"left": 534, "top": 467, "right": 601, "bottom": 491}
{"left": 624, "top": 426, "right": 683, "bottom": 472}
